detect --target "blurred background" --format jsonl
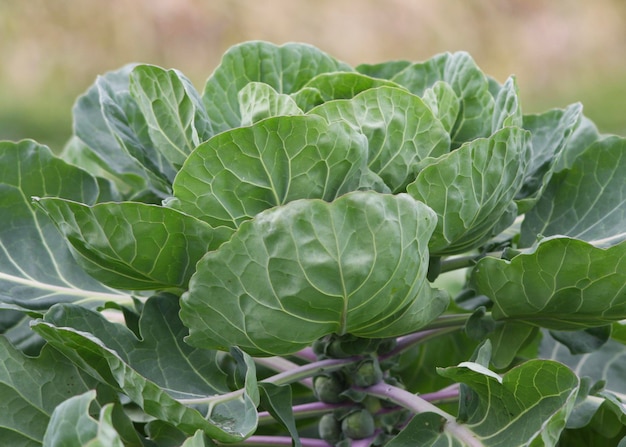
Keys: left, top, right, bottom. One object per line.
{"left": 1, "top": 0, "right": 625, "bottom": 152}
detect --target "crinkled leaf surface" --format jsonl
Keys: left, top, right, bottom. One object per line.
{"left": 0, "top": 337, "right": 99, "bottom": 447}
{"left": 72, "top": 65, "right": 173, "bottom": 197}
{"left": 472, "top": 237, "right": 626, "bottom": 330}
{"left": 238, "top": 82, "right": 303, "bottom": 126}
{"left": 555, "top": 114, "right": 601, "bottom": 172}
{"left": 31, "top": 295, "right": 256, "bottom": 441}
{"left": 202, "top": 41, "right": 352, "bottom": 133}
{"left": 130, "top": 65, "right": 214, "bottom": 168}
{"left": 491, "top": 76, "right": 522, "bottom": 132}
{"left": 166, "top": 114, "right": 369, "bottom": 229}
{"left": 520, "top": 135, "right": 626, "bottom": 247}
{"left": 389, "top": 51, "right": 495, "bottom": 148}
{"left": 181, "top": 191, "right": 447, "bottom": 356}
{"left": 34, "top": 198, "right": 232, "bottom": 290}
{"left": 42, "top": 391, "right": 124, "bottom": 447}
{"left": 0, "top": 140, "right": 130, "bottom": 311}
{"left": 516, "top": 104, "right": 582, "bottom": 212}
{"left": 309, "top": 86, "right": 450, "bottom": 192}
{"left": 291, "top": 71, "right": 400, "bottom": 111}
{"left": 436, "top": 359, "right": 579, "bottom": 446}
{"left": 406, "top": 126, "right": 531, "bottom": 255}
{"left": 421, "top": 80, "right": 460, "bottom": 134}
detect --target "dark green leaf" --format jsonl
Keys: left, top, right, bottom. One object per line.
{"left": 181, "top": 191, "right": 447, "bottom": 356}
{"left": 549, "top": 326, "right": 611, "bottom": 355}
{"left": 258, "top": 383, "right": 301, "bottom": 447}
{"left": 473, "top": 237, "right": 626, "bottom": 330}
{"left": 167, "top": 114, "right": 369, "bottom": 228}
{"left": 34, "top": 199, "right": 232, "bottom": 290}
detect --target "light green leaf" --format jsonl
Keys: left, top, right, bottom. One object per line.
{"left": 73, "top": 65, "right": 173, "bottom": 197}
{"left": 520, "top": 136, "right": 626, "bottom": 248}
{"left": 491, "top": 76, "right": 522, "bottom": 132}
{"left": 555, "top": 114, "right": 601, "bottom": 172}
{"left": 292, "top": 71, "right": 401, "bottom": 111}
{"left": 31, "top": 296, "right": 254, "bottom": 442}
{"left": 472, "top": 237, "right": 626, "bottom": 330}
{"left": 0, "top": 140, "right": 131, "bottom": 311}
{"left": 516, "top": 104, "right": 582, "bottom": 213}
{"left": 181, "top": 191, "right": 447, "bottom": 356}
{"left": 0, "top": 338, "right": 99, "bottom": 447}
{"left": 421, "top": 80, "right": 461, "bottom": 134}
{"left": 42, "top": 391, "right": 123, "bottom": 447}
{"left": 238, "top": 82, "right": 303, "bottom": 125}
{"left": 355, "top": 60, "right": 413, "bottom": 80}
{"left": 390, "top": 51, "right": 495, "bottom": 147}
{"left": 34, "top": 199, "right": 232, "bottom": 290}
{"left": 130, "top": 65, "right": 214, "bottom": 169}
{"left": 309, "top": 86, "right": 450, "bottom": 193}
{"left": 202, "top": 41, "right": 352, "bottom": 133}
{"left": 166, "top": 114, "right": 369, "bottom": 229}
{"left": 181, "top": 431, "right": 217, "bottom": 447}
{"left": 437, "top": 359, "right": 579, "bottom": 446}
{"left": 385, "top": 412, "right": 463, "bottom": 447}
{"left": 406, "top": 126, "right": 531, "bottom": 255}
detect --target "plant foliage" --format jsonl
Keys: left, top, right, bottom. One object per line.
{"left": 1, "top": 40, "right": 626, "bottom": 446}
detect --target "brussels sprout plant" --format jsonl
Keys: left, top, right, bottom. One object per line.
{"left": 1, "top": 41, "right": 626, "bottom": 446}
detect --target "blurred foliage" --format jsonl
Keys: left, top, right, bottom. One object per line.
{"left": 1, "top": 0, "right": 626, "bottom": 152}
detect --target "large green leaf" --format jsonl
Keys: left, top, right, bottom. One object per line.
{"left": 33, "top": 199, "right": 233, "bottom": 290}
{"left": 71, "top": 65, "right": 172, "bottom": 198}
{"left": 516, "top": 104, "right": 582, "bottom": 213}
{"left": 309, "top": 86, "right": 450, "bottom": 193}
{"left": 130, "top": 65, "right": 214, "bottom": 169}
{"left": 180, "top": 191, "right": 447, "bottom": 356}
{"left": 0, "top": 337, "right": 99, "bottom": 447}
{"left": 238, "top": 82, "right": 303, "bottom": 126}
{"left": 166, "top": 114, "right": 370, "bottom": 229}
{"left": 31, "top": 296, "right": 256, "bottom": 442}
{"left": 202, "top": 41, "right": 352, "bottom": 133}
{"left": 472, "top": 237, "right": 626, "bottom": 330}
{"left": 421, "top": 81, "right": 460, "bottom": 134}
{"left": 389, "top": 51, "right": 495, "bottom": 147}
{"left": 436, "top": 359, "right": 579, "bottom": 446}
{"left": 0, "top": 140, "right": 130, "bottom": 311}
{"left": 406, "top": 126, "right": 531, "bottom": 255}
{"left": 520, "top": 136, "right": 626, "bottom": 247}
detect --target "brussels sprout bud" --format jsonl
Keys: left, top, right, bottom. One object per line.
{"left": 341, "top": 409, "right": 375, "bottom": 440}
{"left": 352, "top": 358, "right": 383, "bottom": 388}
{"left": 318, "top": 413, "right": 342, "bottom": 444}
{"left": 314, "top": 373, "right": 347, "bottom": 403}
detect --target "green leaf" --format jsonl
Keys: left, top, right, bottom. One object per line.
{"left": 309, "top": 86, "right": 450, "bottom": 193}
{"left": 166, "top": 114, "right": 369, "bottom": 229}
{"left": 549, "top": 326, "right": 611, "bottom": 355}
{"left": 72, "top": 65, "right": 173, "bottom": 197}
{"left": 31, "top": 296, "right": 254, "bottom": 442}
{"left": 355, "top": 60, "right": 412, "bottom": 80}
{"left": 437, "top": 359, "right": 579, "bottom": 446}
{"left": 491, "top": 76, "right": 522, "bottom": 132}
{"left": 202, "top": 41, "right": 352, "bottom": 133}
{"left": 0, "top": 338, "right": 99, "bottom": 447}
{"left": 0, "top": 140, "right": 131, "bottom": 311}
{"left": 258, "top": 383, "right": 301, "bottom": 447}
{"left": 520, "top": 136, "right": 626, "bottom": 247}
{"left": 385, "top": 412, "right": 462, "bottom": 447}
{"left": 181, "top": 431, "right": 217, "bottom": 447}
{"left": 181, "top": 191, "right": 447, "bottom": 356}
{"left": 406, "top": 126, "right": 531, "bottom": 255}
{"left": 555, "top": 115, "right": 601, "bottom": 172}
{"left": 472, "top": 237, "right": 626, "bottom": 330}
{"left": 292, "top": 71, "right": 400, "bottom": 111}
{"left": 488, "top": 322, "right": 539, "bottom": 370}
{"left": 390, "top": 51, "right": 495, "bottom": 148}
{"left": 34, "top": 199, "right": 232, "bottom": 290}
{"left": 130, "top": 65, "right": 214, "bottom": 169}
{"left": 516, "top": 104, "right": 582, "bottom": 213}
{"left": 421, "top": 80, "right": 461, "bottom": 134}
{"left": 238, "top": 82, "right": 303, "bottom": 125}
{"left": 42, "top": 391, "right": 124, "bottom": 447}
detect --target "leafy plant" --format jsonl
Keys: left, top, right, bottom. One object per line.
{"left": 1, "top": 40, "right": 625, "bottom": 446}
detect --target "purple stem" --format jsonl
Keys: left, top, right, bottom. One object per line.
{"left": 229, "top": 435, "right": 331, "bottom": 446}
{"left": 294, "top": 346, "right": 317, "bottom": 362}
{"left": 258, "top": 401, "right": 351, "bottom": 424}
{"left": 419, "top": 383, "right": 460, "bottom": 402}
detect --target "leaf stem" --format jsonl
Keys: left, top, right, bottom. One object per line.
{"left": 253, "top": 356, "right": 313, "bottom": 389}
{"left": 364, "top": 382, "right": 482, "bottom": 447}
{"left": 258, "top": 401, "right": 351, "bottom": 424}
{"left": 220, "top": 435, "right": 331, "bottom": 446}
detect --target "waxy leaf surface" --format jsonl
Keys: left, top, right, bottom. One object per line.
{"left": 181, "top": 192, "right": 446, "bottom": 356}
{"left": 238, "top": 82, "right": 303, "bottom": 126}
{"left": 473, "top": 237, "right": 626, "bottom": 330}
{"left": 202, "top": 41, "right": 352, "bottom": 133}
{"left": 167, "top": 114, "right": 369, "bottom": 228}
{"left": 407, "top": 126, "right": 531, "bottom": 255}
{"left": 0, "top": 141, "right": 130, "bottom": 311}
{"left": 34, "top": 199, "right": 233, "bottom": 290}
{"left": 521, "top": 136, "right": 626, "bottom": 247}
{"left": 310, "top": 86, "right": 450, "bottom": 192}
